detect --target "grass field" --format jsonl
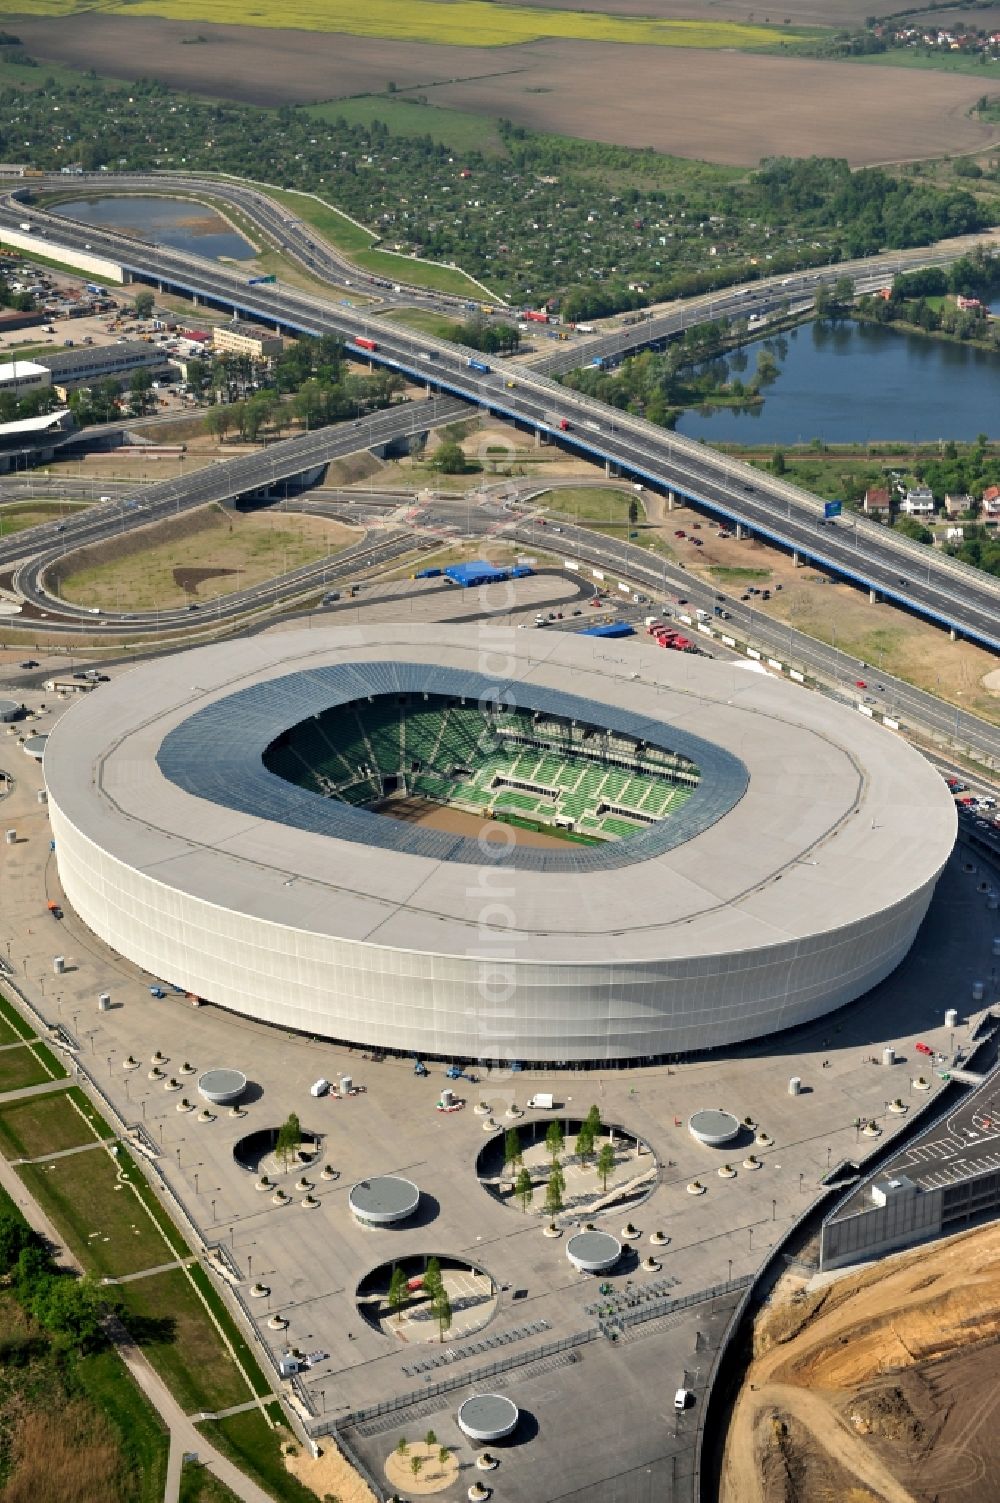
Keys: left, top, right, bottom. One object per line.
{"left": 53, "top": 505, "right": 358, "bottom": 612}
{"left": 116, "top": 1269, "right": 257, "bottom": 1415}
{"left": 545, "top": 486, "right": 645, "bottom": 526}
{"left": 180, "top": 1461, "right": 242, "bottom": 1503}
{"left": 0, "top": 1045, "right": 61, "bottom": 1094}
{"left": 0, "top": 502, "right": 88, "bottom": 537}
{"left": 306, "top": 94, "right": 504, "bottom": 155}
{"left": 11, "top": 0, "right": 808, "bottom": 49}
{"left": 17, "top": 1146, "right": 178, "bottom": 1279}
{"left": 0, "top": 1086, "right": 108, "bottom": 1161}
{"left": 261, "top": 185, "right": 497, "bottom": 299}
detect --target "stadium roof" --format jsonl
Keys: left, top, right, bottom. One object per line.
{"left": 157, "top": 660, "right": 745, "bottom": 873}
{"left": 43, "top": 625, "right": 956, "bottom": 967}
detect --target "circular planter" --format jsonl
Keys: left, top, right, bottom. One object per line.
{"left": 914, "top": 1076, "right": 931, "bottom": 1091}
{"left": 687, "top": 1181, "right": 706, "bottom": 1196}
{"left": 256, "top": 1177, "right": 272, "bottom": 1193}
{"left": 295, "top": 1178, "right": 313, "bottom": 1193}
{"left": 164, "top": 1078, "right": 181, "bottom": 1092}
{"left": 621, "top": 1223, "right": 640, "bottom": 1240}
{"left": 649, "top": 1230, "right": 667, "bottom": 1246}
{"left": 543, "top": 1222, "right": 562, "bottom": 1238}
{"left": 250, "top": 1282, "right": 269, "bottom": 1299}
{"left": 476, "top": 1454, "right": 499, "bottom": 1472}
{"left": 197, "top": 1110, "right": 214, "bottom": 1124}
{"left": 743, "top": 1155, "right": 761, "bottom": 1170}
{"left": 301, "top": 1194, "right": 319, "bottom": 1209}
{"left": 176, "top": 1099, "right": 193, "bottom": 1113}
{"left": 889, "top": 1100, "right": 908, "bottom": 1115}
{"left": 272, "top": 1190, "right": 290, "bottom": 1205}
{"left": 756, "top": 1132, "right": 773, "bottom": 1147}
{"left": 321, "top": 1165, "right": 338, "bottom": 1180}
{"left": 148, "top": 1069, "right": 164, "bottom": 1082}
{"left": 642, "top": 1256, "right": 661, "bottom": 1272}
{"left": 180, "top": 1061, "right": 195, "bottom": 1075}
{"left": 267, "top": 1314, "right": 287, "bottom": 1330}
{"left": 474, "top": 1102, "right": 491, "bottom": 1116}
{"left": 718, "top": 1164, "right": 736, "bottom": 1179}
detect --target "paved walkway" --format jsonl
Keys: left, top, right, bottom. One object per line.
{"left": 0, "top": 1075, "right": 72, "bottom": 1104}
{"left": 14, "top": 1137, "right": 113, "bottom": 1165}
{"left": 106, "top": 1255, "right": 197, "bottom": 1285}
{"left": 0, "top": 1150, "right": 280, "bottom": 1503}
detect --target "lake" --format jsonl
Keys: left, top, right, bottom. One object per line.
{"left": 52, "top": 195, "right": 256, "bottom": 263}
{"left": 674, "top": 319, "right": 1000, "bottom": 444}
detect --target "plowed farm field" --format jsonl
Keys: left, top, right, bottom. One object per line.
{"left": 12, "top": 14, "right": 999, "bottom": 166}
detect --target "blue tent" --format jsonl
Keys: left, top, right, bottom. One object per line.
{"left": 444, "top": 561, "right": 509, "bottom": 588}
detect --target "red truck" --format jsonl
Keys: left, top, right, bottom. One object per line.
{"left": 353, "top": 336, "right": 378, "bottom": 352}
{"left": 524, "top": 310, "right": 550, "bottom": 323}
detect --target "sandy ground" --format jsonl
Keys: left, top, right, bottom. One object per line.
{"left": 12, "top": 15, "right": 997, "bottom": 166}
{"left": 283, "top": 1435, "right": 376, "bottom": 1503}
{"left": 384, "top": 1440, "right": 459, "bottom": 1494}
{"left": 720, "top": 1220, "right": 1000, "bottom": 1503}
{"left": 376, "top": 793, "right": 573, "bottom": 848}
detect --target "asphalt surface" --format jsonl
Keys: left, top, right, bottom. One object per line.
{"left": 4, "top": 185, "right": 1000, "bottom": 655}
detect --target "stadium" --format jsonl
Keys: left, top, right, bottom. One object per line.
{"left": 43, "top": 625, "right": 956, "bottom": 1064}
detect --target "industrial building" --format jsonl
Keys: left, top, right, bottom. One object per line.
{"left": 35, "top": 341, "right": 172, "bottom": 392}
{"left": 212, "top": 320, "right": 283, "bottom": 360}
{"left": 0, "top": 359, "right": 51, "bottom": 397}
{"left": 44, "top": 626, "right": 955, "bottom": 1065}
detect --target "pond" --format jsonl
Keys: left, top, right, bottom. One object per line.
{"left": 52, "top": 195, "right": 256, "bottom": 263}
{"left": 673, "top": 319, "right": 1000, "bottom": 445}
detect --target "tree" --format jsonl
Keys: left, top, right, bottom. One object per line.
{"left": 584, "top": 1105, "right": 602, "bottom": 1137}
{"left": 597, "top": 1142, "right": 616, "bottom": 1191}
{"left": 35, "top": 1273, "right": 115, "bottom": 1352}
{"left": 423, "top": 1257, "right": 443, "bottom": 1303}
{"left": 396, "top": 1437, "right": 408, "bottom": 1457}
{"left": 432, "top": 440, "right": 467, "bottom": 474}
{"left": 772, "top": 449, "right": 786, "bottom": 476}
{"left": 0, "top": 1214, "right": 38, "bottom": 1275}
{"left": 424, "top": 1429, "right": 437, "bottom": 1448}
{"left": 411, "top": 1454, "right": 424, "bottom": 1479}
{"left": 275, "top": 1112, "right": 301, "bottom": 1170}
{"left": 628, "top": 497, "right": 639, "bottom": 524}
{"left": 545, "top": 1119, "right": 564, "bottom": 1160}
{"left": 430, "top": 1281, "right": 452, "bottom": 1343}
{"left": 503, "top": 1127, "right": 522, "bottom": 1171}
{"left": 575, "top": 1123, "right": 595, "bottom": 1165}
{"left": 205, "top": 405, "right": 231, "bottom": 443}
{"left": 128, "top": 368, "right": 154, "bottom": 417}
{"left": 514, "top": 1166, "right": 533, "bottom": 1213}
{"left": 833, "top": 274, "right": 855, "bottom": 308}
{"left": 133, "top": 289, "right": 155, "bottom": 320}
{"left": 544, "top": 1160, "right": 565, "bottom": 1217}
{"left": 387, "top": 1264, "right": 408, "bottom": 1324}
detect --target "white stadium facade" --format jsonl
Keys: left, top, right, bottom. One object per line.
{"left": 44, "top": 625, "right": 956, "bottom": 1065}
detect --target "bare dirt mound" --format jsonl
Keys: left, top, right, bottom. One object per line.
{"left": 722, "top": 1220, "right": 1000, "bottom": 1503}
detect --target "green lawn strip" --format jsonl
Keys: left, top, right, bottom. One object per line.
{"left": 384, "top": 307, "right": 466, "bottom": 339}
{"left": 116, "top": 1268, "right": 256, "bottom": 1416}
{"left": 76, "top": 1344, "right": 170, "bottom": 1503}
{"left": 707, "top": 566, "right": 773, "bottom": 581}
{"left": 0, "top": 1085, "right": 108, "bottom": 1159}
{"left": 0, "top": 990, "right": 37, "bottom": 1044}
{"left": 0, "top": 1044, "right": 61, "bottom": 1092}
{"left": 180, "top": 1459, "right": 243, "bottom": 1503}
{"left": 16, "top": 1146, "right": 173, "bottom": 1278}
{"left": 197, "top": 1410, "right": 318, "bottom": 1503}
{"left": 187, "top": 1263, "right": 273, "bottom": 1402}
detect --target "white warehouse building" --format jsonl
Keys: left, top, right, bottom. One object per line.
{"left": 43, "top": 626, "right": 955, "bottom": 1065}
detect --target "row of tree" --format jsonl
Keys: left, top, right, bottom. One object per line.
{"left": 0, "top": 1208, "right": 116, "bottom": 1353}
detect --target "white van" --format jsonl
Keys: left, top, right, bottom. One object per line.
{"left": 527, "top": 1092, "right": 555, "bottom": 1110}
{"left": 310, "top": 1078, "right": 331, "bottom": 1097}
{"left": 674, "top": 1388, "right": 693, "bottom": 1411}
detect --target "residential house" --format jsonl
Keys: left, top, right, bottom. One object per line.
{"left": 982, "top": 485, "right": 1000, "bottom": 523}
{"left": 899, "top": 486, "right": 935, "bottom": 517}
{"left": 863, "top": 486, "right": 892, "bottom": 516}
{"left": 944, "top": 493, "right": 973, "bottom": 518}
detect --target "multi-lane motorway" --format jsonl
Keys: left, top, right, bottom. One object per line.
{"left": 7, "top": 183, "right": 999, "bottom": 654}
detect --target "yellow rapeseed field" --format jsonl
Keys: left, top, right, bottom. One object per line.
{"left": 12, "top": 0, "right": 807, "bottom": 49}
